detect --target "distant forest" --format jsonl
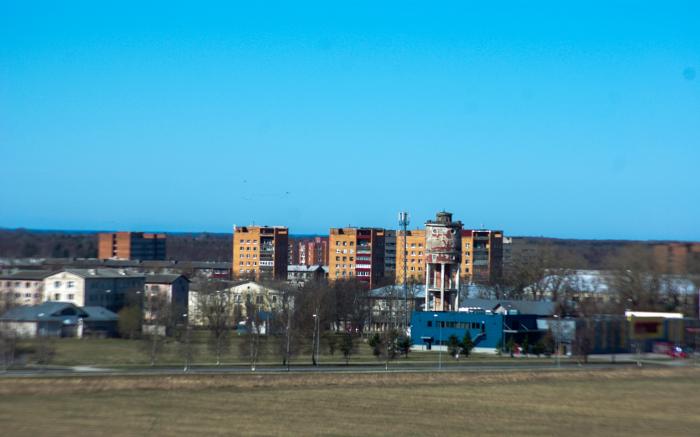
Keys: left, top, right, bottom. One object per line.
{"left": 0, "top": 228, "right": 688, "bottom": 268}
{"left": 0, "top": 229, "right": 231, "bottom": 262}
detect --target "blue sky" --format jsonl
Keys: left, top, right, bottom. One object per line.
{"left": 1, "top": 1, "right": 699, "bottom": 240}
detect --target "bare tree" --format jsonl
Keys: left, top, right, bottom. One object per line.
{"left": 197, "top": 280, "right": 235, "bottom": 366}
{"left": 142, "top": 292, "right": 171, "bottom": 367}
{"left": 0, "top": 329, "right": 17, "bottom": 371}
{"left": 239, "top": 301, "right": 263, "bottom": 371}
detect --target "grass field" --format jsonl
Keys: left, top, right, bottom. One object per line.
{"left": 1, "top": 368, "right": 698, "bottom": 436}
{"left": 16, "top": 336, "right": 553, "bottom": 367}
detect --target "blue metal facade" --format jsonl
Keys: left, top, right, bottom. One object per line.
{"left": 411, "top": 311, "right": 505, "bottom": 349}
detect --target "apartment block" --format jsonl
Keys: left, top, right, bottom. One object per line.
{"left": 461, "top": 230, "right": 504, "bottom": 285}
{"left": 289, "top": 237, "right": 330, "bottom": 266}
{"left": 384, "top": 230, "right": 397, "bottom": 282}
{"left": 329, "top": 228, "right": 385, "bottom": 288}
{"left": 395, "top": 230, "right": 426, "bottom": 284}
{"left": 0, "top": 270, "right": 52, "bottom": 309}
{"left": 98, "top": 232, "right": 167, "bottom": 261}
{"left": 394, "top": 228, "right": 505, "bottom": 286}
{"left": 653, "top": 243, "right": 700, "bottom": 274}
{"left": 232, "top": 226, "right": 289, "bottom": 280}
{"left": 43, "top": 269, "right": 145, "bottom": 313}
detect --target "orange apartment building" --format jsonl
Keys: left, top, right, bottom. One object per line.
{"left": 461, "top": 230, "right": 504, "bottom": 284}
{"left": 232, "top": 226, "right": 289, "bottom": 280}
{"left": 395, "top": 230, "right": 426, "bottom": 284}
{"left": 394, "top": 228, "right": 504, "bottom": 286}
{"left": 98, "top": 232, "right": 167, "bottom": 261}
{"left": 328, "top": 228, "right": 385, "bottom": 288}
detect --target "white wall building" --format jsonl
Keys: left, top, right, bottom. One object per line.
{"left": 43, "top": 269, "right": 145, "bottom": 313}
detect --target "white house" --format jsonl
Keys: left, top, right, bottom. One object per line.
{"left": 43, "top": 269, "right": 145, "bottom": 313}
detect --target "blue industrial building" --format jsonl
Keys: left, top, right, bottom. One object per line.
{"left": 410, "top": 299, "right": 553, "bottom": 353}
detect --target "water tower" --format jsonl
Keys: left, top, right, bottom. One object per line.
{"left": 424, "top": 211, "right": 462, "bottom": 311}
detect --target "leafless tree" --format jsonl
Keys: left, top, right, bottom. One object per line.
{"left": 142, "top": 292, "right": 171, "bottom": 366}
{"left": 239, "top": 301, "right": 263, "bottom": 371}
{"left": 197, "top": 280, "right": 235, "bottom": 365}
{"left": 0, "top": 329, "right": 17, "bottom": 371}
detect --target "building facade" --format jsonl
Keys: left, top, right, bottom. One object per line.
{"left": 232, "top": 226, "right": 289, "bottom": 280}
{"left": 424, "top": 212, "right": 462, "bottom": 312}
{"left": 0, "top": 270, "right": 52, "bottom": 310}
{"left": 461, "top": 229, "right": 504, "bottom": 285}
{"left": 395, "top": 230, "right": 426, "bottom": 285}
{"left": 329, "top": 228, "right": 386, "bottom": 288}
{"left": 43, "top": 269, "right": 145, "bottom": 313}
{"left": 98, "top": 232, "right": 167, "bottom": 261}
{"left": 384, "top": 230, "right": 397, "bottom": 283}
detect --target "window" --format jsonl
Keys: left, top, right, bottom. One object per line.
{"left": 68, "top": 294, "right": 74, "bottom": 300}
{"left": 25, "top": 282, "right": 30, "bottom": 288}
{"left": 427, "top": 321, "right": 432, "bottom": 327}
{"left": 54, "top": 281, "right": 61, "bottom": 288}
{"left": 335, "top": 256, "right": 340, "bottom": 261}
{"left": 54, "top": 293, "right": 60, "bottom": 300}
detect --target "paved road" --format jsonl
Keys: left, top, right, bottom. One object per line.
{"left": 0, "top": 360, "right": 663, "bottom": 378}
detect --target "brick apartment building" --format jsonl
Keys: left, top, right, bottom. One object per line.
{"left": 396, "top": 229, "right": 426, "bottom": 284}
{"left": 395, "top": 227, "right": 504, "bottom": 286}
{"left": 232, "top": 226, "right": 289, "bottom": 280}
{"left": 98, "top": 232, "right": 167, "bottom": 261}
{"left": 289, "top": 237, "right": 329, "bottom": 266}
{"left": 461, "top": 229, "right": 504, "bottom": 284}
{"left": 653, "top": 243, "right": 700, "bottom": 274}
{"left": 329, "top": 228, "right": 385, "bottom": 288}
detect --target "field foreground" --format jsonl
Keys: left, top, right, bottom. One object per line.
{"left": 1, "top": 368, "right": 699, "bottom": 436}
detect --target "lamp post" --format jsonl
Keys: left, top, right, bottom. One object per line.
{"left": 554, "top": 315, "right": 561, "bottom": 369}
{"left": 312, "top": 313, "right": 320, "bottom": 366}
{"left": 182, "top": 313, "right": 191, "bottom": 372}
{"left": 434, "top": 313, "right": 442, "bottom": 370}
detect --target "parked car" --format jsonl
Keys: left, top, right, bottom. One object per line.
{"left": 666, "top": 345, "right": 688, "bottom": 359}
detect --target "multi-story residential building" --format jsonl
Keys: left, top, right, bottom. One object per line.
{"left": 329, "top": 228, "right": 385, "bottom": 288}
{"left": 384, "top": 230, "right": 397, "bottom": 282}
{"left": 395, "top": 230, "right": 426, "bottom": 285}
{"left": 144, "top": 274, "right": 190, "bottom": 318}
{"left": 653, "top": 243, "right": 700, "bottom": 274}
{"left": 43, "top": 269, "right": 145, "bottom": 313}
{"left": 394, "top": 227, "right": 505, "bottom": 286}
{"left": 289, "top": 237, "right": 330, "bottom": 266}
{"left": 0, "top": 270, "right": 53, "bottom": 309}
{"left": 98, "top": 232, "right": 167, "bottom": 261}
{"left": 461, "top": 230, "right": 504, "bottom": 285}
{"left": 287, "top": 265, "right": 327, "bottom": 284}
{"left": 232, "top": 226, "right": 289, "bottom": 280}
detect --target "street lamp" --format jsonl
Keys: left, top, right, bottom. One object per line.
{"left": 182, "top": 313, "right": 191, "bottom": 372}
{"left": 312, "top": 313, "right": 320, "bottom": 366}
{"left": 553, "top": 315, "right": 561, "bottom": 369}
{"left": 434, "top": 313, "right": 442, "bottom": 370}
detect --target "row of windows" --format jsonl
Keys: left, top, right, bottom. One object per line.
{"left": 0, "top": 291, "right": 40, "bottom": 298}
{"left": 335, "top": 249, "right": 354, "bottom": 254}
{"left": 239, "top": 246, "right": 258, "bottom": 251}
{"left": 426, "top": 321, "right": 485, "bottom": 331}
{"left": 239, "top": 240, "right": 258, "bottom": 244}
{"left": 335, "top": 241, "right": 355, "bottom": 246}
{"left": 335, "top": 256, "right": 355, "bottom": 262}
{"left": 3, "top": 281, "right": 42, "bottom": 288}
{"left": 53, "top": 281, "right": 76, "bottom": 289}
{"left": 239, "top": 261, "right": 259, "bottom": 266}
{"left": 240, "top": 253, "right": 257, "bottom": 259}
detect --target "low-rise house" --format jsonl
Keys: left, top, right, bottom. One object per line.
{"left": 43, "top": 269, "right": 145, "bottom": 313}
{"left": 0, "top": 270, "right": 53, "bottom": 309}
{"left": 287, "top": 264, "right": 326, "bottom": 284}
{"left": 0, "top": 301, "right": 118, "bottom": 338}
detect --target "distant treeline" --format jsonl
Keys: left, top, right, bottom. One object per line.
{"left": 0, "top": 229, "right": 232, "bottom": 262}
{"left": 0, "top": 228, "right": 690, "bottom": 268}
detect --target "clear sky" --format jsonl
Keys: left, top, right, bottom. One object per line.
{"left": 1, "top": 1, "right": 699, "bottom": 240}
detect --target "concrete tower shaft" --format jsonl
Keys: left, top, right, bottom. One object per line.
{"left": 424, "top": 211, "right": 463, "bottom": 312}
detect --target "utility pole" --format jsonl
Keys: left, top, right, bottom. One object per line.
{"left": 399, "top": 212, "right": 410, "bottom": 332}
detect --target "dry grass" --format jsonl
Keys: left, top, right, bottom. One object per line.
{"left": 1, "top": 368, "right": 699, "bottom": 436}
